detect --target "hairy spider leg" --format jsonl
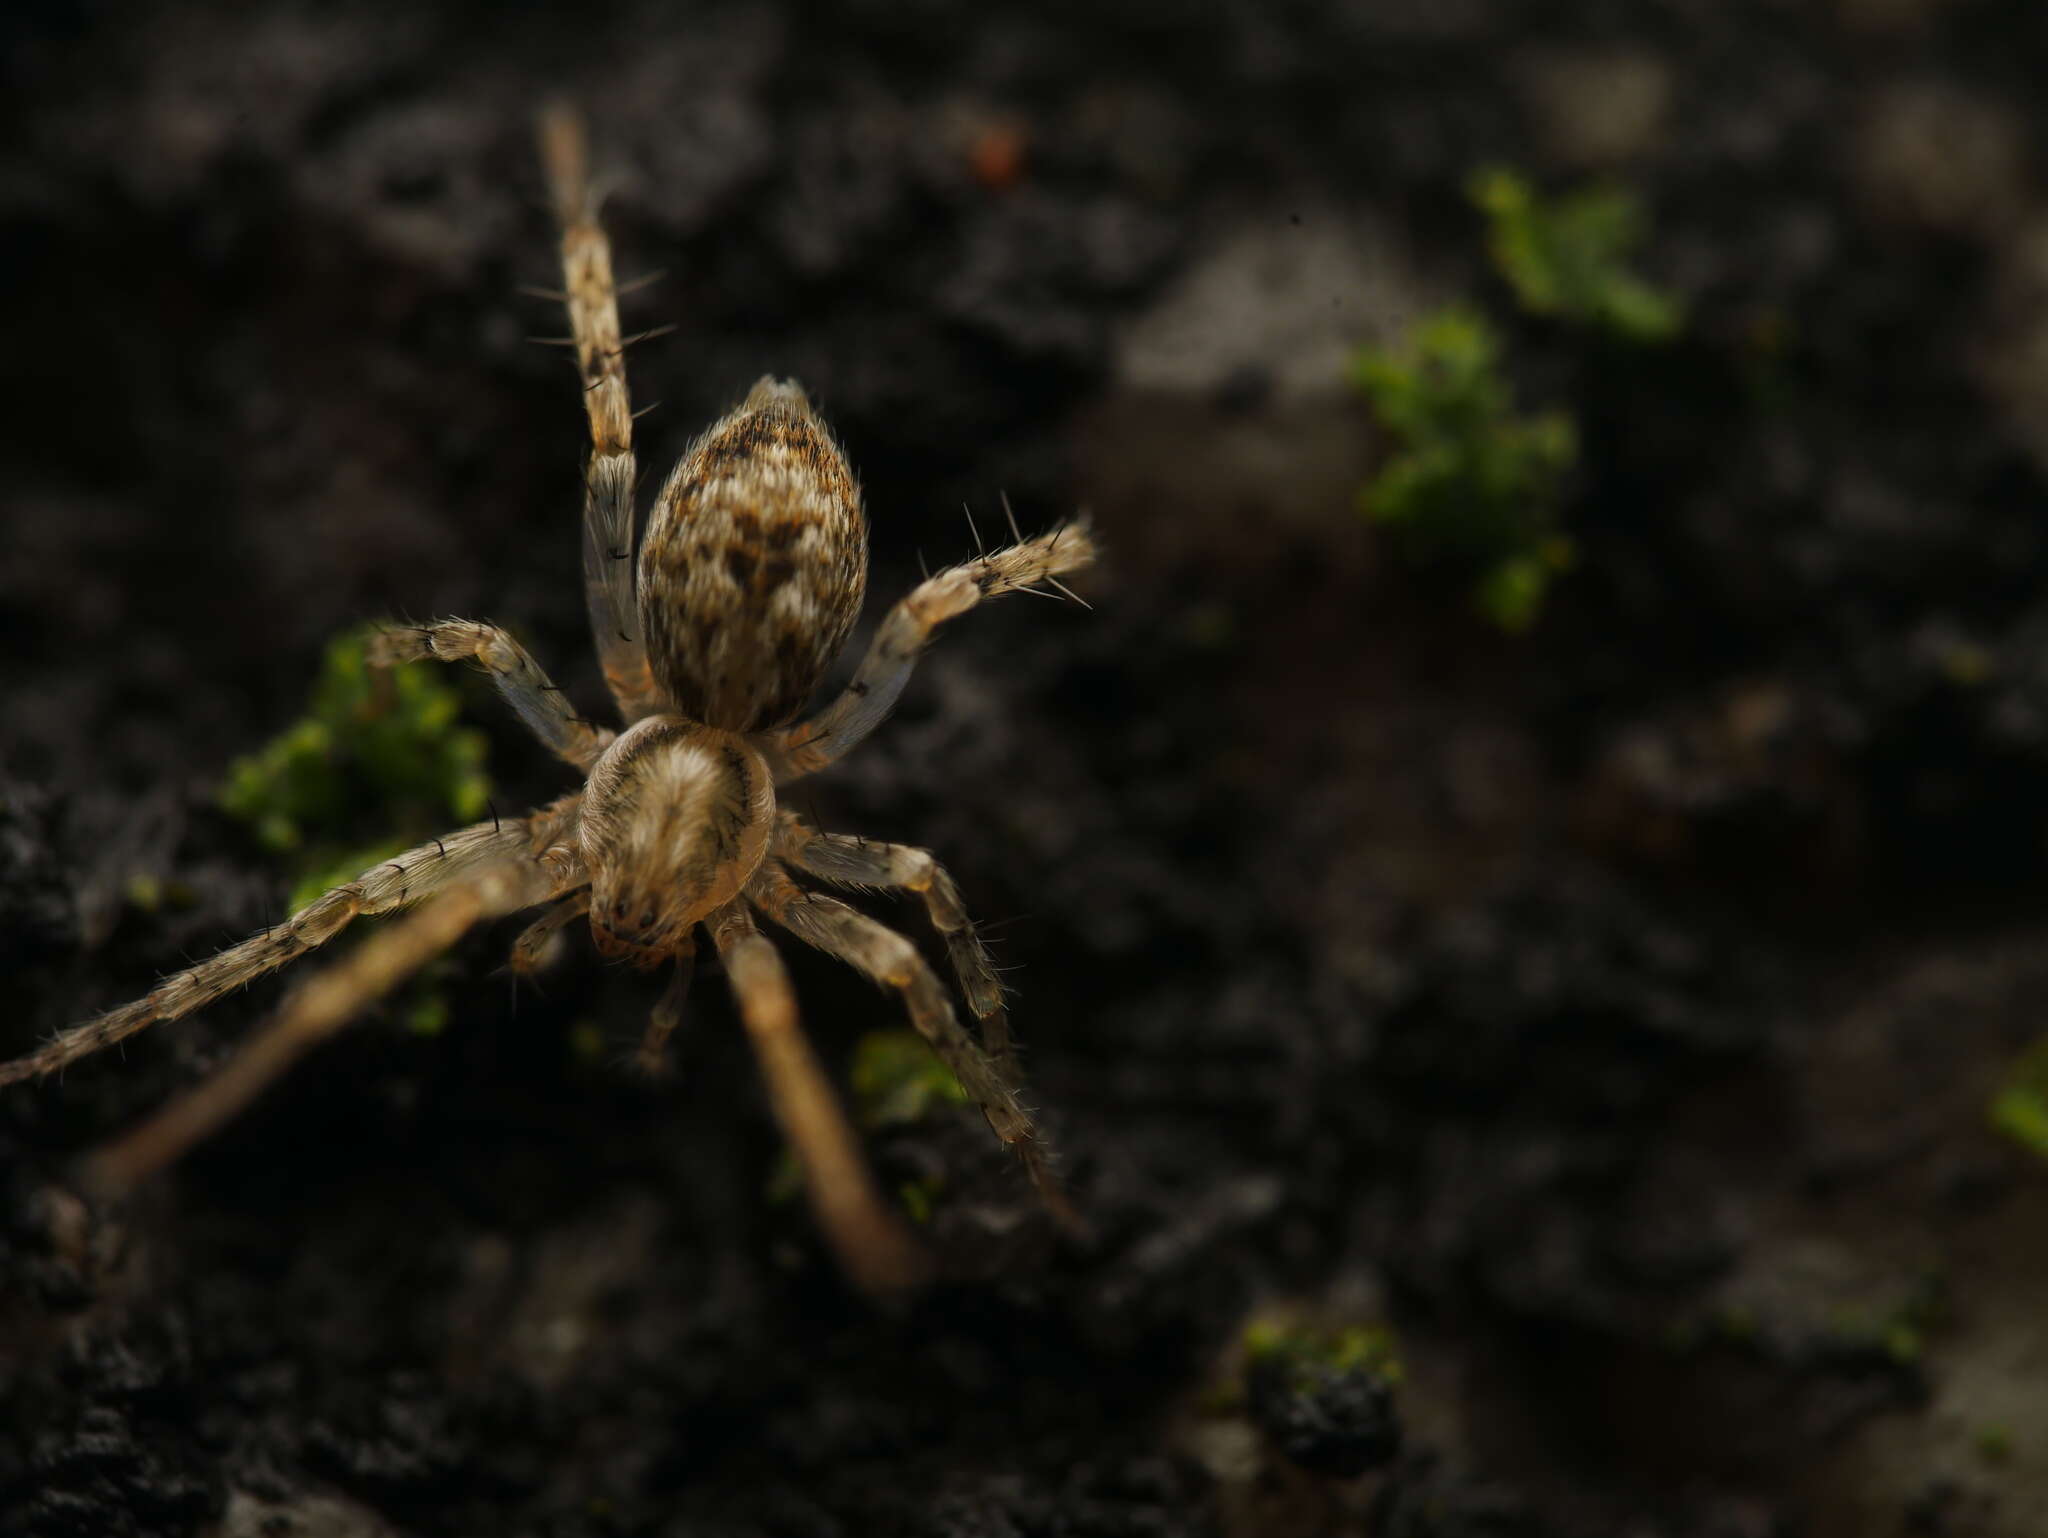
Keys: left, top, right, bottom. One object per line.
{"left": 508, "top": 889, "right": 593, "bottom": 975}
{"left": 369, "top": 620, "right": 615, "bottom": 770}
{"left": 768, "top": 520, "right": 1098, "bottom": 780}
{"left": 0, "top": 814, "right": 561, "bottom": 1089}
{"left": 747, "top": 863, "right": 1081, "bottom": 1234}
{"left": 88, "top": 853, "right": 580, "bottom": 1191}
{"left": 773, "top": 814, "right": 1015, "bottom": 1072}
{"left": 708, "top": 899, "right": 930, "bottom": 1298}
{"left": 538, "top": 102, "right": 665, "bottom": 723}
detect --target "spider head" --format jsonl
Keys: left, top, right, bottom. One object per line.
{"left": 581, "top": 717, "right": 774, "bottom": 968}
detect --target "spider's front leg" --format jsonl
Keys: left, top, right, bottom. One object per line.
{"left": 537, "top": 103, "right": 666, "bottom": 723}
{"left": 0, "top": 814, "right": 557, "bottom": 1090}
{"left": 767, "top": 519, "right": 1098, "bottom": 780}
{"left": 370, "top": 620, "right": 614, "bottom": 770}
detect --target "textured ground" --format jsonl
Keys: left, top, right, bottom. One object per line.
{"left": 5, "top": 1, "right": 2048, "bottom": 1534}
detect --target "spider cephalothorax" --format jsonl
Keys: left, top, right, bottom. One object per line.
{"left": 2, "top": 105, "right": 1095, "bottom": 1297}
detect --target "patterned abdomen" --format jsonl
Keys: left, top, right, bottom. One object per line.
{"left": 639, "top": 377, "right": 868, "bottom": 730}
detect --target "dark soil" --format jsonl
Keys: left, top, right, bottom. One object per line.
{"left": 5, "top": 2, "right": 2048, "bottom": 1534}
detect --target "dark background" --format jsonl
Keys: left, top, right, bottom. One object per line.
{"left": 5, "top": 1, "right": 2048, "bottom": 1533}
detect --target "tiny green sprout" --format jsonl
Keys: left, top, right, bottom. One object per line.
{"left": 219, "top": 626, "right": 492, "bottom": 899}
{"left": 1989, "top": 1034, "right": 2048, "bottom": 1160}
{"left": 1975, "top": 1423, "right": 2014, "bottom": 1466}
{"left": 1469, "top": 166, "right": 1683, "bottom": 343}
{"left": 849, "top": 1028, "right": 969, "bottom": 1129}
{"left": 1350, "top": 307, "right": 1578, "bottom": 631}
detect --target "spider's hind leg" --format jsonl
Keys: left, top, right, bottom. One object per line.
{"left": 748, "top": 863, "right": 1082, "bottom": 1236}
{"left": 707, "top": 900, "right": 928, "bottom": 1298}
{"left": 773, "top": 814, "right": 1015, "bottom": 1072}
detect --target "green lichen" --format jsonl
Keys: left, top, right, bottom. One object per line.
{"left": 1989, "top": 1035, "right": 2048, "bottom": 1160}
{"left": 849, "top": 1028, "right": 969, "bottom": 1129}
{"left": 1349, "top": 307, "right": 1578, "bottom": 631}
{"left": 219, "top": 626, "right": 492, "bottom": 910}
{"left": 1469, "top": 166, "right": 1683, "bottom": 343}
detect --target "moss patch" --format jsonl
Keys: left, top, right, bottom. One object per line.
{"left": 1350, "top": 307, "right": 1577, "bottom": 631}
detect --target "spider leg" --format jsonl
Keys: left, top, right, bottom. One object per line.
{"left": 369, "top": 620, "right": 615, "bottom": 770}
{"left": 772, "top": 814, "right": 1014, "bottom": 1073}
{"left": 707, "top": 899, "right": 929, "bottom": 1298}
{"left": 537, "top": 103, "right": 665, "bottom": 724}
{"left": 508, "top": 889, "right": 592, "bottom": 976}
{"left": 86, "top": 854, "right": 578, "bottom": 1191}
{"left": 747, "top": 863, "right": 1082, "bottom": 1234}
{"left": 766, "top": 518, "right": 1099, "bottom": 781}
{"left": 636, "top": 939, "right": 696, "bottom": 1076}
{"left": 0, "top": 815, "right": 557, "bottom": 1089}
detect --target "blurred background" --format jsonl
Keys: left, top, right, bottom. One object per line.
{"left": 5, "top": 1, "right": 2048, "bottom": 1533}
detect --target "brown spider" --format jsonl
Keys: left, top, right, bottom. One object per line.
{"left": 2, "top": 105, "right": 1096, "bottom": 1297}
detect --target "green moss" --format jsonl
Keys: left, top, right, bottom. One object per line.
{"left": 124, "top": 872, "right": 200, "bottom": 914}
{"left": 1470, "top": 166, "right": 1683, "bottom": 343}
{"left": 761, "top": 1036, "right": 968, "bottom": 1218}
{"left": 219, "top": 626, "right": 492, "bottom": 907}
{"left": 1243, "top": 1320, "right": 1404, "bottom": 1390}
{"left": 1350, "top": 307, "right": 1578, "bottom": 631}
{"left": 1975, "top": 1423, "right": 2014, "bottom": 1466}
{"left": 1989, "top": 1035, "right": 2048, "bottom": 1159}
{"left": 216, "top": 626, "right": 495, "bottom": 1038}
{"left": 849, "top": 1029, "right": 969, "bottom": 1129}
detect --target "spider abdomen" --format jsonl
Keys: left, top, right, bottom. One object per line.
{"left": 639, "top": 377, "right": 867, "bottom": 731}
{"left": 581, "top": 716, "right": 775, "bottom": 965}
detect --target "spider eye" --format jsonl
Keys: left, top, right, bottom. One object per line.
{"left": 639, "top": 907, "right": 659, "bottom": 930}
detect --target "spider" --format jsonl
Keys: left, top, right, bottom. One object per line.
{"left": 3, "top": 105, "right": 1096, "bottom": 1297}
